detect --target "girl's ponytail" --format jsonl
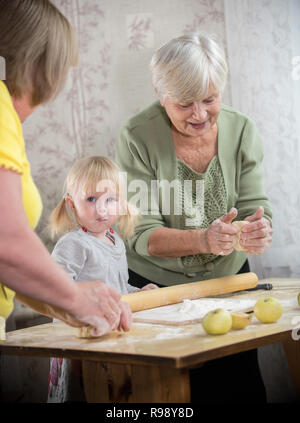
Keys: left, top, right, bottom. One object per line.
{"left": 49, "top": 197, "right": 75, "bottom": 239}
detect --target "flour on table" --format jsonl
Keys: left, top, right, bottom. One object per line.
{"left": 178, "top": 298, "right": 255, "bottom": 320}
{"left": 179, "top": 299, "right": 203, "bottom": 317}
{"left": 154, "top": 327, "right": 188, "bottom": 340}
{"left": 133, "top": 297, "right": 256, "bottom": 324}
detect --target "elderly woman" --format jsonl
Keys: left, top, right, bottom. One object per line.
{"left": 116, "top": 33, "right": 273, "bottom": 403}
{"left": 0, "top": 0, "right": 131, "bottom": 341}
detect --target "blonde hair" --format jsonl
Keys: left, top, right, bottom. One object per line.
{"left": 0, "top": 0, "right": 79, "bottom": 106}
{"left": 150, "top": 32, "right": 228, "bottom": 103}
{"left": 50, "top": 156, "right": 139, "bottom": 240}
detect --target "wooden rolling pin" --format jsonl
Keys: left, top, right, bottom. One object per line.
{"left": 121, "top": 272, "right": 258, "bottom": 312}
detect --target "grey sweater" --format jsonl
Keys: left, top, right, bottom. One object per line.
{"left": 51, "top": 228, "right": 136, "bottom": 295}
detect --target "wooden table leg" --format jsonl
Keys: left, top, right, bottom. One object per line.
{"left": 82, "top": 360, "right": 191, "bottom": 403}
{"left": 282, "top": 333, "right": 300, "bottom": 400}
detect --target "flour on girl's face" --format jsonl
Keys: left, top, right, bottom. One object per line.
{"left": 68, "top": 184, "right": 120, "bottom": 240}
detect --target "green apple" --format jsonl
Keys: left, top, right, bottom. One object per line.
{"left": 254, "top": 297, "right": 282, "bottom": 323}
{"left": 202, "top": 308, "right": 232, "bottom": 335}
{"left": 231, "top": 311, "right": 253, "bottom": 329}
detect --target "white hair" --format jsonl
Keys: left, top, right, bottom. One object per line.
{"left": 150, "top": 32, "right": 228, "bottom": 103}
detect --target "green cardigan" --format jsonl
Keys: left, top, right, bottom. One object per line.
{"left": 116, "top": 101, "right": 272, "bottom": 286}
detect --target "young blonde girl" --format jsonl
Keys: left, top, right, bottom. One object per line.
{"left": 47, "top": 156, "right": 157, "bottom": 402}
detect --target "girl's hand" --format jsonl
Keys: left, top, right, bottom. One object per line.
{"left": 140, "top": 283, "right": 159, "bottom": 291}
{"left": 205, "top": 208, "right": 239, "bottom": 256}
{"left": 239, "top": 207, "right": 273, "bottom": 254}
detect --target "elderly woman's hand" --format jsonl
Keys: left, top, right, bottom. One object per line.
{"left": 239, "top": 207, "right": 273, "bottom": 254}
{"left": 205, "top": 208, "right": 239, "bottom": 256}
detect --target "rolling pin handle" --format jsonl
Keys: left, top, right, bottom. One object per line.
{"left": 265, "top": 283, "right": 273, "bottom": 290}
{"left": 247, "top": 283, "right": 273, "bottom": 291}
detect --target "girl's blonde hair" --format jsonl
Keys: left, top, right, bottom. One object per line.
{"left": 0, "top": 0, "right": 78, "bottom": 106}
{"left": 50, "top": 156, "right": 139, "bottom": 240}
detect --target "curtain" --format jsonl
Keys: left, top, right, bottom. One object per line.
{"left": 224, "top": 0, "right": 300, "bottom": 279}
{"left": 224, "top": 0, "right": 300, "bottom": 403}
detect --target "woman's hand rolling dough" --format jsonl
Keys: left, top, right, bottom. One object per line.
{"left": 70, "top": 281, "right": 132, "bottom": 337}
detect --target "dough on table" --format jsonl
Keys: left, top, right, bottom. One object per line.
{"left": 232, "top": 221, "right": 249, "bottom": 251}
{"left": 76, "top": 326, "right": 95, "bottom": 338}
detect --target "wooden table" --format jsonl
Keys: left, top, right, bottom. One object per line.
{"left": 1, "top": 278, "right": 300, "bottom": 402}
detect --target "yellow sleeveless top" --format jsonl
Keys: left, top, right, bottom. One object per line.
{"left": 0, "top": 81, "right": 42, "bottom": 319}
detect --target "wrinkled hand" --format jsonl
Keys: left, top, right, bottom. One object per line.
{"left": 239, "top": 207, "right": 273, "bottom": 254}
{"left": 205, "top": 208, "right": 239, "bottom": 256}
{"left": 70, "top": 281, "right": 132, "bottom": 337}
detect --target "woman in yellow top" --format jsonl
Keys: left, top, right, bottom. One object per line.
{"left": 0, "top": 0, "right": 131, "bottom": 336}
